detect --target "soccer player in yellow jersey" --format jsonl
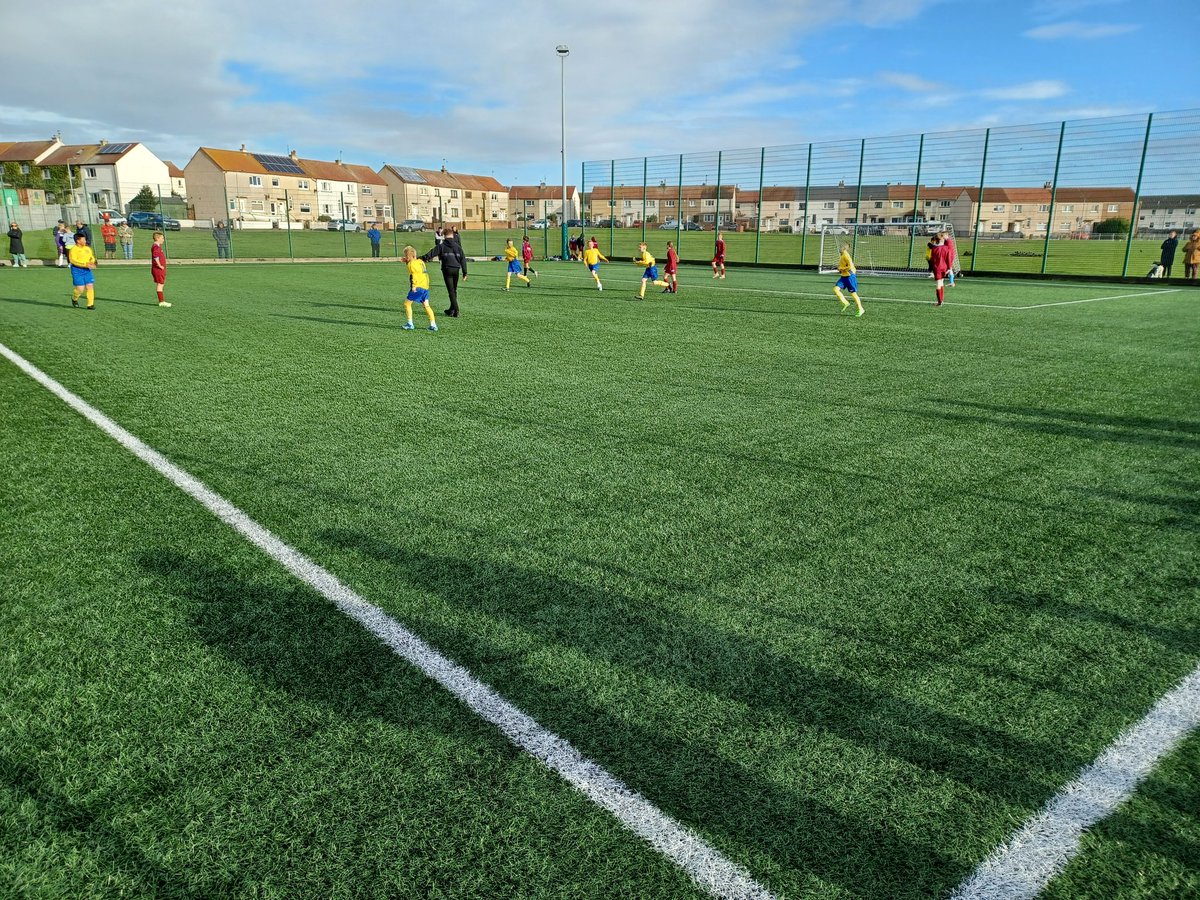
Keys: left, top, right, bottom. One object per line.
{"left": 502, "top": 239, "right": 531, "bottom": 291}
{"left": 582, "top": 243, "right": 608, "bottom": 291}
{"left": 401, "top": 246, "right": 438, "bottom": 331}
{"left": 633, "top": 242, "right": 670, "bottom": 299}
{"left": 834, "top": 243, "right": 864, "bottom": 317}
{"left": 68, "top": 232, "right": 97, "bottom": 309}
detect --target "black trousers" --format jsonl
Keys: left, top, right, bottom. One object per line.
{"left": 371, "top": 243, "right": 380, "bottom": 257}
{"left": 442, "top": 268, "right": 461, "bottom": 312}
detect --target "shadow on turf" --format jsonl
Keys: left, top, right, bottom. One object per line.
{"left": 308, "top": 527, "right": 1093, "bottom": 896}
{"left": 270, "top": 313, "right": 397, "bottom": 329}
{"left": 919, "top": 399, "right": 1200, "bottom": 450}
{"left": 0, "top": 753, "right": 228, "bottom": 897}
{"left": 308, "top": 301, "right": 398, "bottom": 313}
{"left": 675, "top": 303, "right": 835, "bottom": 318}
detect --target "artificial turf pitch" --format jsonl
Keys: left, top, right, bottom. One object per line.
{"left": 1, "top": 260, "right": 1197, "bottom": 898}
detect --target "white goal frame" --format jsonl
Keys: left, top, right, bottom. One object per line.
{"left": 818, "top": 223, "right": 963, "bottom": 277}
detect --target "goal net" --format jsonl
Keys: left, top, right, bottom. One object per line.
{"left": 818, "top": 223, "right": 963, "bottom": 276}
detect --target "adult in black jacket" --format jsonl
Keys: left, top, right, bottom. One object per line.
{"left": 1159, "top": 230, "right": 1179, "bottom": 277}
{"left": 421, "top": 230, "right": 468, "bottom": 316}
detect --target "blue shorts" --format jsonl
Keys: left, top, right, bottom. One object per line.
{"left": 643, "top": 265, "right": 659, "bottom": 280}
{"left": 588, "top": 263, "right": 600, "bottom": 273}
{"left": 507, "top": 260, "right": 523, "bottom": 274}
{"left": 407, "top": 288, "right": 429, "bottom": 303}
{"left": 71, "top": 266, "right": 94, "bottom": 287}
{"left": 836, "top": 274, "right": 858, "bottom": 293}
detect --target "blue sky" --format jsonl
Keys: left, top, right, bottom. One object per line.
{"left": 1, "top": 0, "right": 1195, "bottom": 187}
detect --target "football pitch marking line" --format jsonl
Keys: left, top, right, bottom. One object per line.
{"left": 951, "top": 663, "right": 1200, "bottom": 899}
{"left": 0, "top": 341, "right": 775, "bottom": 900}
{"left": 527, "top": 270, "right": 1172, "bottom": 310}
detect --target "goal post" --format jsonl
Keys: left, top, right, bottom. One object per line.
{"left": 818, "top": 222, "right": 963, "bottom": 276}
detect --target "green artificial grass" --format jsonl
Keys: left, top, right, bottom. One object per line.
{"left": 1, "top": 260, "right": 1197, "bottom": 898}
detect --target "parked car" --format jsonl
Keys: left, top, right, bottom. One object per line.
{"left": 528, "top": 219, "right": 550, "bottom": 230}
{"left": 96, "top": 209, "right": 127, "bottom": 225}
{"left": 397, "top": 219, "right": 426, "bottom": 232}
{"left": 127, "top": 211, "right": 181, "bottom": 230}
{"left": 658, "top": 220, "right": 679, "bottom": 230}
{"left": 824, "top": 225, "right": 850, "bottom": 235}
{"left": 327, "top": 219, "right": 362, "bottom": 232}
{"left": 681, "top": 222, "right": 703, "bottom": 231}
{"left": 593, "top": 219, "right": 624, "bottom": 228}
{"left": 564, "top": 219, "right": 584, "bottom": 228}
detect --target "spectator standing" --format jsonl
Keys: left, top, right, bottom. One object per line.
{"left": 1183, "top": 230, "right": 1200, "bottom": 281}
{"left": 7, "top": 222, "right": 28, "bottom": 268}
{"left": 119, "top": 222, "right": 134, "bottom": 259}
{"left": 367, "top": 222, "right": 382, "bottom": 258}
{"left": 1159, "top": 229, "right": 1179, "bottom": 278}
{"left": 213, "top": 221, "right": 231, "bottom": 259}
{"left": 100, "top": 219, "right": 118, "bottom": 259}
{"left": 75, "top": 219, "right": 92, "bottom": 247}
{"left": 54, "top": 221, "right": 70, "bottom": 267}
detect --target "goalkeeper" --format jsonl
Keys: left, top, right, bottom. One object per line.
{"left": 833, "top": 243, "right": 865, "bottom": 317}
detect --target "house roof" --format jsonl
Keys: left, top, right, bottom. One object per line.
{"left": 381, "top": 165, "right": 507, "bottom": 194}
{"left": 1138, "top": 193, "right": 1200, "bottom": 207}
{"left": 342, "top": 163, "right": 386, "bottom": 186}
{"left": 298, "top": 157, "right": 357, "bottom": 182}
{"left": 164, "top": 161, "right": 185, "bottom": 178}
{"left": 0, "top": 140, "right": 61, "bottom": 163}
{"left": 509, "top": 185, "right": 579, "bottom": 200}
{"left": 193, "top": 147, "right": 271, "bottom": 176}
{"left": 40, "top": 142, "right": 141, "bottom": 166}
{"left": 589, "top": 185, "right": 736, "bottom": 201}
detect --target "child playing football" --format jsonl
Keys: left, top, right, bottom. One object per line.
{"left": 633, "top": 242, "right": 670, "bottom": 299}
{"left": 834, "top": 243, "right": 864, "bottom": 317}
{"left": 929, "top": 235, "right": 953, "bottom": 306}
{"left": 68, "top": 232, "right": 97, "bottom": 309}
{"left": 583, "top": 242, "right": 608, "bottom": 291}
{"left": 662, "top": 241, "right": 679, "bottom": 293}
{"left": 151, "top": 231, "right": 171, "bottom": 307}
{"left": 402, "top": 245, "right": 438, "bottom": 331}
{"left": 503, "top": 239, "right": 531, "bottom": 291}
{"left": 711, "top": 231, "right": 726, "bottom": 279}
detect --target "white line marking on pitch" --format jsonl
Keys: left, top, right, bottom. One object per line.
{"left": 1014, "top": 288, "right": 1180, "bottom": 309}
{"left": 951, "top": 663, "right": 1200, "bottom": 899}
{"left": 0, "top": 341, "right": 775, "bottom": 900}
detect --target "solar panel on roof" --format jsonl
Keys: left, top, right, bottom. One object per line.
{"left": 391, "top": 167, "right": 427, "bottom": 184}
{"left": 252, "top": 153, "right": 305, "bottom": 174}
{"left": 97, "top": 142, "right": 134, "bottom": 155}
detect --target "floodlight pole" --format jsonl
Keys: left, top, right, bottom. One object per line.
{"left": 557, "top": 45, "right": 569, "bottom": 260}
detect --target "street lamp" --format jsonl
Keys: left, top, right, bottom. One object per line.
{"left": 556, "top": 44, "right": 569, "bottom": 260}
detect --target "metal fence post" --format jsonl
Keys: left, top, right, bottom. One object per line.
{"left": 641, "top": 157, "right": 648, "bottom": 245}
{"left": 676, "top": 154, "right": 683, "bottom": 252}
{"left": 800, "top": 143, "right": 812, "bottom": 267}
{"left": 970, "top": 128, "right": 990, "bottom": 272}
{"left": 1041, "top": 120, "right": 1067, "bottom": 274}
{"left": 340, "top": 191, "right": 349, "bottom": 257}
{"left": 285, "top": 189, "right": 294, "bottom": 260}
{"left": 157, "top": 185, "right": 168, "bottom": 255}
{"left": 609, "top": 159, "right": 615, "bottom": 256}
{"left": 714, "top": 150, "right": 723, "bottom": 252}
{"left": 754, "top": 146, "right": 765, "bottom": 264}
{"left": 852, "top": 138, "right": 865, "bottom": 254}
{"left": 224, "top": 181, "right": 235, "bottom": 260}
{"left": 1122, "top": 113, "right": 1153, "bottom": 278}
{"left": 907, "top": 133, "right": 925, "bottom": 268}
{"left": 392, "top": 193, "right": 399, "bottom": 257}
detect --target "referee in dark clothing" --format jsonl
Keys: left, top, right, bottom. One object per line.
{"left": 421, "top": 228, "right": 468, "bottom": 316}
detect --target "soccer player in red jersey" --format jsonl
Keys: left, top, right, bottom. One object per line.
{"left": 521, "top": 235, "right": 538, "bottom": 278}
{"left": 150, "top": 231, "right": 171, "bottom": 307}
{"left": 929, "top": 235, "right": 953, "bottom": 306}
{"left": 711, "top": 231, "right": 726, "bottom": 278}
{"left": 662, "top": 240, "right": 679, "bottom": 293}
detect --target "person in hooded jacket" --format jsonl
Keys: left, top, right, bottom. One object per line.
{"left": 421, "top": 226, "right": 468, "bottom": 317}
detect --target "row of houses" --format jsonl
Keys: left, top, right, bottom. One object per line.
{"left": 3, "top": 135, "right": 1195, "bottom": 234}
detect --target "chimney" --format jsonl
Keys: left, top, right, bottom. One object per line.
{"left": 290, "top": 150, "right": 299, "bottom": 161}
{"left": 1044, "top": 181, "right": 1052, "bottom": 189}
{"left": 99, "top": 139, "right": 108, "bottom": 146}
{"left": 240, "top": 144, "right": 247, "bottom": 152}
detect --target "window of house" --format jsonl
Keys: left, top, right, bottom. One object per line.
{"left": 20, "top": 164, "right": 30, "bottom": 174}
{"left": 665, "top": 200, "right": 675, "bottom": 207}
{"left": 450, "top": 207, "right": 459, "bottom": 217}
{"left": 993, "top": 205, "right": 1005, "bottom": 212}
{"left": 1036, "top": 222, "right": 1047, "bottom": 231}
{"left": 991, "top": 222, "right": 1003, "bottom": 230}
{"left": 891, "top": 201, "right": 903, "bottom": 209}
{"left": 1038, "top": 204, "right": 1049, "bottom": 212}
{"left": 464, "top": 191, "right": 472, "bottom": 199}
{"left": 874, "top": 201, "right": 884, "bottom": 208}
{"left": 320, "top": 181, "right": 330, "bottom": 191}
{"left": 1089, "top": 204, "right": 1099, "bottom": 212}
{"left": 1062, "top": 204, "right": 1073, "bottom": 213}
{"left": 1060, "top": 222, "right": 1071, "bottom": 230}
{"left": 250, "top": 200, "right": 264, "bottom": 211}
{"left": 299, "top": 203, "right": 311, "bottom": 213}
{"left": 623, "top": 200, "right": 631, "bottom": 208}
{"left": 939, "top": 200, "right": 952, "bottom": 208}
{"left": 298, "top": 180, "right": 309, "bottom": 189}
{"left": 229, "top": 200, "right": 237, "bottom": 210}
{"left": 91, "top": 192, "right": 101, "bottom": 203}
{"left": 86, "top": 167, "right": 97, "bottom": 178}
{"left": 1013, "top": 205, "right": 1023, "bottom": 212}
{"left": 362, "top": 186, "right": 371, "bottom": 195}
{"left": 248, "top": 175, "right": 262, "bottom": 186}
{"left": 689, "top": 200, "right": 697, "bottom": 207}
{"left": 822, "top": 217, "right": 833, "bottom": 224}
{"left": 890, "top": 217, "right": 901, "bottom": 223}
{"left": 822, "top": 201, "right": 835, "bottom": 209}
{"left": 847, "top": 202, "right": 857, "bottom": 209}
{"left": 779, "top": 218, "right": 789, "bottom": 226}
{"left": 322, "top": 204, "right": 332, "bottom": 214}
{"left": 450, "top": 190, "right": 458, "bottom": 198}
{"left": 42, "top": 169, "right": 51, "bottom": 180}
{"left": 703, "top": 213, "right": 714, "bottom": 222}
{"left": 1188, "top": 208, "right": 1198, "bottom": 215}
{"left": 779, "top": 202, "right": 790, "bottom": 209}
{"left": 346, "top": 184, "right": 355, "bottom": 193}
{"left": 272, "top": 178, "right": 280, "bottom": 187}
{"left": 704, "top": 199, "right": 715, "bottom": 207}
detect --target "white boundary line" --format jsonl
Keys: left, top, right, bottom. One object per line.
{"left": 951, "top": 664, "right": 1200, "bottom": 899}
{"left": 0, "top": 341, "right": 775, "bottom": 900}
{"left": 521, "top": 268, "right": 1173, "bottom": 311}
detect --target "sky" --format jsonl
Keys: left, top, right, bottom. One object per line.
{"left": 3, "top": 0, "right": 1196, "bottom": 187}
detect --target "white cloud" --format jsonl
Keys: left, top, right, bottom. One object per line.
{"left": 981, "top": 80, "right": 1070, "bottom": 101}
{"left": 1025, "top": 21, "right": 1139, "bottom": 39}
{"left": 880, "top": 73, "right": 945, "bottom": 93}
